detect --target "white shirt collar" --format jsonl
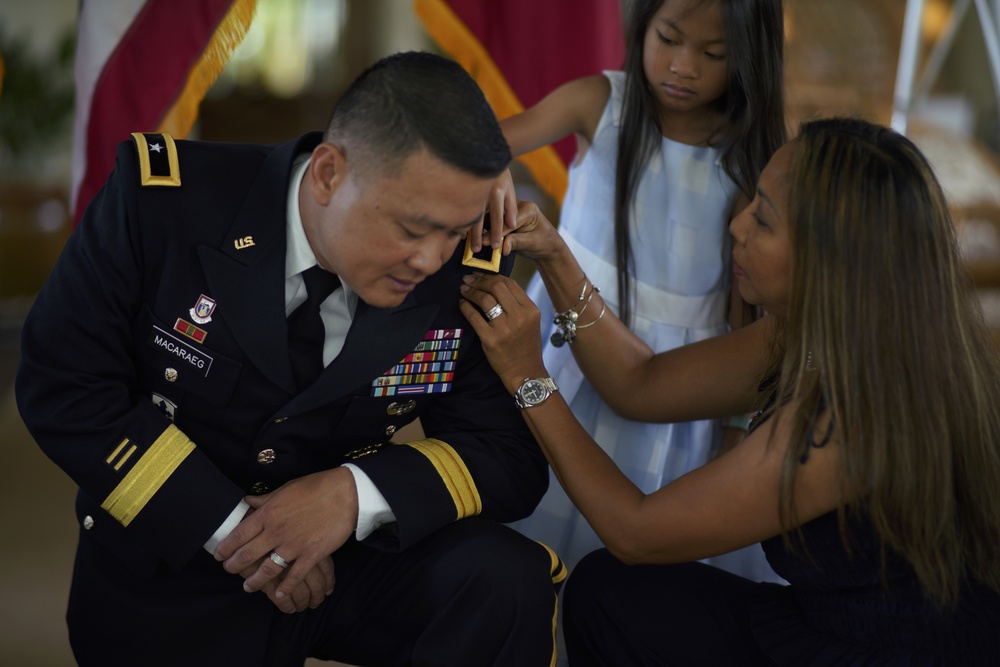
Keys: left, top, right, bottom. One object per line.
{"left": 285, "top": 155, "right": 318, "bottom": 280}
{"left": 283, "top": 154, "right": 358, "bottom": 313}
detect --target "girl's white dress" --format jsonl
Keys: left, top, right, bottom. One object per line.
{"left": 511, "top": 71, "right": 781, "bottom": 582}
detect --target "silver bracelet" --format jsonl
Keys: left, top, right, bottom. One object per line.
{"left": 551, "top": 283, "right": 601, "bottom": 347}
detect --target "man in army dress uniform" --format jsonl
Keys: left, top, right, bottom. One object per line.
{"left": 17, "top": 52, "right": 563, "bottom": 666}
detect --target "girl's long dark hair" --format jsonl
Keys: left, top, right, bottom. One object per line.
{"left": 614, "top": 0, "right": 786, "bottom": 327}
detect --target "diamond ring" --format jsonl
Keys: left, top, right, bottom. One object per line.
{"left": 485, "top": 303, "right": 504, "bottom": 321}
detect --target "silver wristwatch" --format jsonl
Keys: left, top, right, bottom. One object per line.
{"left": 515, "top": 377, "right": 558, "bottom": 409}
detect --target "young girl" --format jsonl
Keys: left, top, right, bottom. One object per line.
{"left": 495, "top": 0, "right": 786, "bottom": 578}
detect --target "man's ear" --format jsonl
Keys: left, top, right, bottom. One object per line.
{"left": 308, "top": 142, "right": 348, "bottom": 206}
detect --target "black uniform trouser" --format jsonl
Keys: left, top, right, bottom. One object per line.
{"left": 69, "top": 517, "right": 561, "bottom": 667}
{"left": 264, "top": 516, "right": 561, "bottom": 667}
{"left": 563, "top": 549, "right": 785, "bottom": 667}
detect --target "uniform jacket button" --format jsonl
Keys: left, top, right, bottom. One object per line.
{"left": 250, "top": 482, "right": 269, "bottom": 494}
{"left": 273, "top": 417, "right": 287, "bottom": 424}
{"left": 257, "top": 449, "right": 276, "bottom": 464}
{"left": 384, "top": 425, "right": 397, "bottom": 438}
{"left": 164, "top": 368, "right": 178, "bottom": 382}
{"left": 83, "top": 515, "right": 94, "bottom": 530}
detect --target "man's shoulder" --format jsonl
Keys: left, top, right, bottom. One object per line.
{"left": 418, "top": 243, "right": 516, "bottom": 297}
{"left": 117, "top": 131, "right": 323, "bottom": 190}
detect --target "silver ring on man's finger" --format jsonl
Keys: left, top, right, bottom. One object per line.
{"left": 485, "top": 303, "right": 504, "bottom": 321}
{"left": 270, "top": 551, "right": 290, "bottom": 569}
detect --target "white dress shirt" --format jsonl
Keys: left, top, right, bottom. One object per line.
{"left": 204, "top": 155, "right": 396, "bottom": 555}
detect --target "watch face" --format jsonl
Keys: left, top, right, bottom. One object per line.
{"left": 521, "top": 379, "right": 547, "bottom": 404}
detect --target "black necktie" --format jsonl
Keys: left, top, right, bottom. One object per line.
{"left": 287, "top": 265, "right": 340, "bottom": 389}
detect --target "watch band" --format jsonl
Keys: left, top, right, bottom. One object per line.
{"left": 515, "top": 377, "right": 558, "bottom": 409}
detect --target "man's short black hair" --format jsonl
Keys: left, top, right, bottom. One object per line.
{"left": 325, "top": 51, "right": 511, "bottom": 179}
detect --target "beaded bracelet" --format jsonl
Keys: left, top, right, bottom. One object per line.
{"left": 551, "top": 283, "right": 603, "bottom": 347}
{"left": 551, "top": 279, "right": 589, "bottom": 346}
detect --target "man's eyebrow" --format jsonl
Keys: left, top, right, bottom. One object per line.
{"left": 406, "top": 212, "right": 483, "bottom": 230}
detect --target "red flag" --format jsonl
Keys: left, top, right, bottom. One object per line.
{"left": 414, "top": 0, "right": 625, "bottom": 204}
{"left": 71, "top": 0, "right": 256, "bottom": 225}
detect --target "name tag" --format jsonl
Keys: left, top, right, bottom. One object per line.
{"left": 148, "top": 326, "right": 214, "bottom": 377}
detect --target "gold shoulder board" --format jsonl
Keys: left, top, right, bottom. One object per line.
{"left": 131, "top": 132, "right": 181, "bottom": 187}
{"left": 461, "top": 231, "right": 502, "bottom": 272}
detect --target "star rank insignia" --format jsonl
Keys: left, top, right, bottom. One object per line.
{"left": 131, "top": 132, "right": 181, "bottom": 187}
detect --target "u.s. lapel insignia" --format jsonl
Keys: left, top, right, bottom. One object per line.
{"left": 371, "top": 328, "right": 462, "bottom": 397}
{"left": 234, "top": 236, "right": 255, "bottom": 250}
{"left": 189, "top": 294, "right": 216, "bottom": 324}
{"left": 461, "top": 230, "right": 502, "bottom": 272}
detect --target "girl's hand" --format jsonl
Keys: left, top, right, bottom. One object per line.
{"left": 459, "top": 273, "right": 548, "bottom": 394}
{"left": 470, "top": 169, "right": 518, "bottom": 252}
{"left": 500, "top": 200, "right": 565, "bottom": 261}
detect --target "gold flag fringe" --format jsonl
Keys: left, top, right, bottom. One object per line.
{"left": 413, "top": 0, "right": 568, "bottom": 206}
{"left": 157, "top": 0, "right": 258, "bottom": 139}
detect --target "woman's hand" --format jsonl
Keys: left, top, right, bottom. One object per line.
{"left": 500, "top": 200, "right": 566, "bottom": 262}
{"left": 470, "top": 169, "right": 518, "bottom": 252}
{"left": 459, "top": 273, "right": 548, "bottom": 394}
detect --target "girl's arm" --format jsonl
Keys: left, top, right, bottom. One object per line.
{"left": 502, "top": 75, "right": 611, "bottom": 155}
{"left": 476, "top": 76, "right": 612, "bottom": 251}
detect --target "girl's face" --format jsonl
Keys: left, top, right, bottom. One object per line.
{"left": 642, "top": 0, "right": 729, "bottom": 119}
{"left": 729, "top": 142, "right": 793, "bottom": 316}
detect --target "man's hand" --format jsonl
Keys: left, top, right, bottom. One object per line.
{"left": 239, "top": 552, "right": 336, "bottom": 614}
{"left": 215, "top": 467, "right": 359, "bottom": 602}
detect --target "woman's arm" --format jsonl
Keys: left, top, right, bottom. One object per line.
{"left": 460, "top": 275, "right": 844, "bottom": 563}
{"left": 519, "top": 393, "right": 844, "bottom": 564}
{"left": 486, "top": 204, "right": 773, "bottom": 421}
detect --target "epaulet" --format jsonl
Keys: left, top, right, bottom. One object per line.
{"left": 131, "top": 132, "right": 181, "bottom": 187}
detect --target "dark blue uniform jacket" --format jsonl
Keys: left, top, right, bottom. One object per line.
{"left": 16, "top": 132, "right": 547, "bottom": 646}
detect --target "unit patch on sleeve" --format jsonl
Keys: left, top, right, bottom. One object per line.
{"left": 371, "top": 328, "right": 462, "bottom": 396}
